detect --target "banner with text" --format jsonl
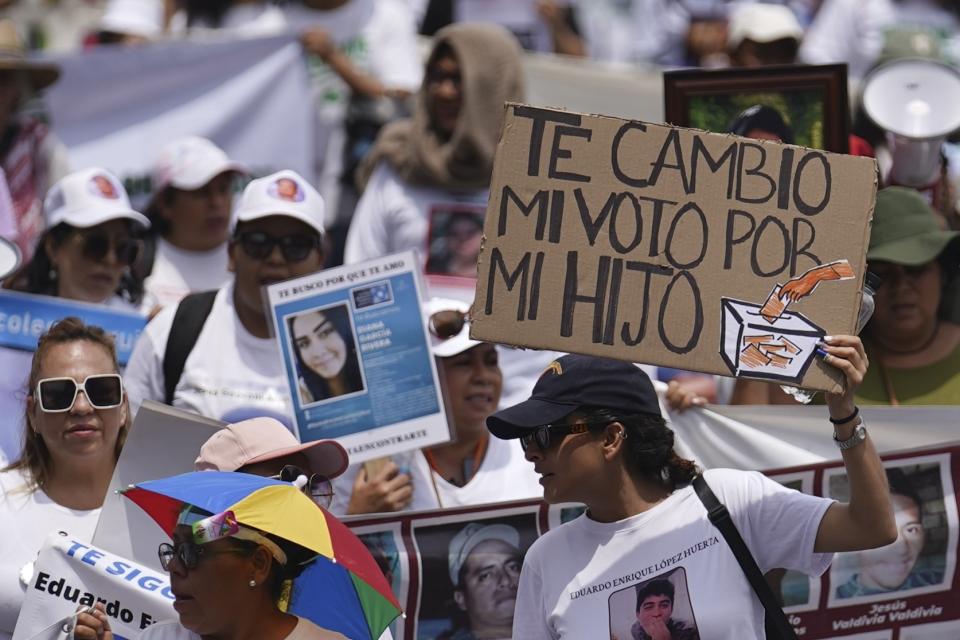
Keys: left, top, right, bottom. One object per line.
{"left": 267, "top": 251, "right": 450, "bottom": 463}
{"left": 45, "top": 35, "right": 314, "bottom": 207}
{"left": 471, "top": 104, "right": 878, "bottom": 392}
{"left": 0, "top": 290, "right": 145, "bottom": 365}
{"left": 13, "top": 533, "right": 176, "bottom": 640}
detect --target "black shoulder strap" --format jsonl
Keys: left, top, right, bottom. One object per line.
{"left": 162, "top": 290, "right": 218, "bottom": 405}
{"left": 692, "top": 475, "right": 798, "bottom": 640}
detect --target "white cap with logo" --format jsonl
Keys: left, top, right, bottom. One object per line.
{"left": 44, "top": 168, "right": 150, "bottom": 230}
{"left": 234, "top": 169, "right": 325, "bottom": 237}
{"left": 153, "top": 136, "right": 247, "bottom": 192}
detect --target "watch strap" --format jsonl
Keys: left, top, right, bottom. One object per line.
{"left": 833, "top": 419, "right": 867, "bottom": 450}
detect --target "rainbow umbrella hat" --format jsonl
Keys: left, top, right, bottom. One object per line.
{"left": 122, "top": 471, "right": 402, "bottom": 640}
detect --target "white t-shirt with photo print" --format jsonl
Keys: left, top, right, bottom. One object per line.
{"left": 512, "top": 468, "right": 834, "bottom": 640}
{"left": 123, "top": 284, "right": 292, "bottom": 424}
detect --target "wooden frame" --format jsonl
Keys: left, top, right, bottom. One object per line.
{"left": 663, "top": 64, "right": 850, "bottom": 153}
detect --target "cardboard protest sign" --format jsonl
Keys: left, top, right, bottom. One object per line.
{"left": 13, "top": 533, "right": 176, "bottom": 640}
{"left": 267, "top": 251, "right": 451, "bottom": 463}
{"left": 471, "top": 104, "right": 877, "bottom": 392}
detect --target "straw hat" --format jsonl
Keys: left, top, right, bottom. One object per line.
{"left": 0, "top": 20, "right": 60, "bottom": 91}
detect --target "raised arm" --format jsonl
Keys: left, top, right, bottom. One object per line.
{"left": 813, "top": 335, "right": 897, "bottom": 552}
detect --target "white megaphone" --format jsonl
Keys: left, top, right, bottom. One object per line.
{"left": 862, "top": 59, "right": 960, "bottom": 187}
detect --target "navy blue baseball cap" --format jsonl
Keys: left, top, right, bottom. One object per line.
{"left": 487, "top": 354, "right": 662, "bottom": 439}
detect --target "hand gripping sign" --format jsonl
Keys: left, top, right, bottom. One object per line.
{"left": 13, "top": 533, "right": 176, "bottom": 640}
{"left": 470, "top": 104, "right": 876, "bottom": 392}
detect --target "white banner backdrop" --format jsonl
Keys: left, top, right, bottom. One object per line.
{"left": 668, "top": 403, "right": 960, "bottom": 471}
{"left": 12, "top": 533, "right": 176, "bottom": 640}
{"left": 43, "top": 35, "right": 315, "bottom": 206}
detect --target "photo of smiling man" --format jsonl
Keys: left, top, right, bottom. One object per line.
{"left": 287, "top": 303, "right": 365, "bottom": 405}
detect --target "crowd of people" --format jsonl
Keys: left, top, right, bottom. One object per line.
{"left": 0, "top": 0, "right": 957, "bottom": 639}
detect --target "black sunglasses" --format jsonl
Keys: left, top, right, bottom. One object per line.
{"left": 235, "top": 231, "right": 319, "bottom": 263}
{"left": 519, "top": 419, "right": 612, "bottom": 452}
{"left": 76, "top": 230, "right": 142, "bottom": 266}
{"left": 272, "top": 464, "right": 334, "bottom": 508}
{"left": 157, "top": 541, "right": 249, "bottom": 572}
{"left": 35, "top": 374, "right": 124, "bottom": 413}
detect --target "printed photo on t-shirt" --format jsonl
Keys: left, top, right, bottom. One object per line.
{"left": 608, "top": 566, "right": 701, "bottom": 640}
{"left": 424, "top": 205, "right": 485, "bottom": 280}
{"left": 285, "top": 303, "right": 366, "bottom": 406}
{"left": 825, "top": 454, "right": 958, "bottom": 607}
{"left": 410, "top": 512, "right": 538, "bottom": 640}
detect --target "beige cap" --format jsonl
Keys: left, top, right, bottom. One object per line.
{"left": 195, "top": 417, "right": 348, "bottom": 479}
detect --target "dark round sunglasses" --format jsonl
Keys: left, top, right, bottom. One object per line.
{"left": 519, "top": 419, "right": 612, "bottom": 452}
{"left": 157, "top": 540, "right": 249, "bottom": 572}
{"left": 35, "top": 374, "right": 124, "bottom": 413}
{"left": 75, "top": 230, "right": 142, "bottom": 266}
{"left": 272, "top": 464, "right": 334, "bottom": 509}
{"left": 235, "top": 231, "right": 319, "bottom": 263}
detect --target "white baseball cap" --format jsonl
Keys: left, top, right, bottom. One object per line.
{"left": 99, "top": 0, "right": 164, "bottom": 39}
{"left": 195, "top": 417, "right": 349, "bottom": 479}
{"left": 448, "top": 523, "right": 520, "bottom": 585}
{"left": 728, "top": 3, "right": 803, "bottom": 48}
{"left": 424, "top": 297, "right": 481, "bottom": 358}
{"left": 234, "top": 170, "right": 325, "bottom": 237}
{"left": 44, "top": 168, "right": 150, "bottom": 230}
{"left": 152, "top": 136, "right": 247, "bottom": 192}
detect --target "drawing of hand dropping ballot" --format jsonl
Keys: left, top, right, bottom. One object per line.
{"left": 720, "top": 260, "right": 856, "bottom": 383}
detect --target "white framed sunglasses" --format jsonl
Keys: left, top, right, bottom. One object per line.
{"left": 35, "top": 374, "right": 124, "bottom": 413}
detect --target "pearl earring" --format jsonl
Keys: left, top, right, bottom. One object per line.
{"left": 248, "top": 579, "right": 256, "bottom": 588}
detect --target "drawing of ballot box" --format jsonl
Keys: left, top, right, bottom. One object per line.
{"left": 720, "top": 298, "right": 825, "bottom": 383}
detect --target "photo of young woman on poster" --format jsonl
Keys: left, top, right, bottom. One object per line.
{"left": 287, "top": 304, "right": 365, "bottom": 405}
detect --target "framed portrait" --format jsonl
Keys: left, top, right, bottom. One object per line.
{"left": 824, "top": 453, "right": 958, "bottom": 608}
{"left": 410, "top": 510, "right": 539, "bottom": 640}
{"left": 663, "top": 64, "right": 850, "bottom": 153}
{"left": 284, "top": 302, "right": 367, "bottom": 407}
{"left": 425, "top": 204, "right": 487, "bottom": 280}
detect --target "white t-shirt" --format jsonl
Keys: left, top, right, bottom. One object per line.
{"left": 141, "top": 615, "right": 348, "bottom": 639}
{"left": 344, "top": 162, "right": 489, "bottom": 267}
{"left": 329, "top": 434, "right": 542, "bottom": 515}
{"left": 283, "top": 0, "right": 423, "bottom": 223}
{"left": 0, "top": 469, "right": 101, "bottom": 640}
{"left": 123, "top": 284, "right": 292, "bottom": 424}
{"left": 140, "top": 238, "right": 231, "bottom": 315}
{"left": 512, "top": 468, "right": 833, "bottom": 640}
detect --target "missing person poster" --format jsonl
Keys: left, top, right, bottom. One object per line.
{"left": 471, "top": 104, "right": 878, "bottom": 392}
{"left": 267, "top": 251, "right": 450, "bottom": 463}
{"left": 767, "top": 447, "right": 959, "bottom": 639}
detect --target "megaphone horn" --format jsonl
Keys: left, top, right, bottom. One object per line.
{"left": 862, "top": 59, "right": 960, "bottom": 187}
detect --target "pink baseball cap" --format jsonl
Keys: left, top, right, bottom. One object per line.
{"left": 195, "top": 417, "right": 348, "bottom": 479}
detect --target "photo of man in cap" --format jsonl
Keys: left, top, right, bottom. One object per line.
{"left": 413, "top": 515, "right": 535, "bottom": 640}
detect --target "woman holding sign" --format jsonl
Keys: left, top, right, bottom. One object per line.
{"left": 487, "top": 338, "right": 897, "bottom": 638}
{"left": 0, "top": 317, "right": 130, "bottom": 639}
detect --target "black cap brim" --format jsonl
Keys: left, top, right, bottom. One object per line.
{"left": 486, "top": 398, "right": 580, "bottom": 439}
